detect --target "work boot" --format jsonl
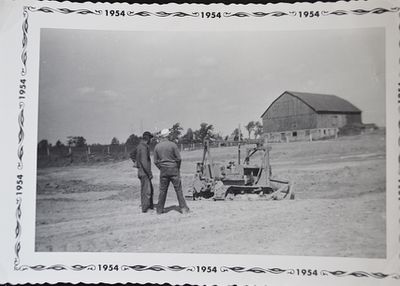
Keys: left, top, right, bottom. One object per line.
{"left": 181, "top": 207, "right": 190, "bottom": 214}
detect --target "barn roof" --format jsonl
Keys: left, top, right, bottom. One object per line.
{"left": 261, "top": 91, "right": 361, "bottom": 118}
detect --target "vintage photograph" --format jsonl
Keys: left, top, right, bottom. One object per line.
{"left": 35, "top": 27, "right": 386, "bottom": 258}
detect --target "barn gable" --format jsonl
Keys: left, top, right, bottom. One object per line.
{"left": 262, "top": 92, "right": 318, "bottom": 133}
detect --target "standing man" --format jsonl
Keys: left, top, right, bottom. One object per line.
{"left": 154, "top": 128, "right": 190, "bottom": 214}
{"left": 130, "top": 131, "right": 154, "bottom": 213}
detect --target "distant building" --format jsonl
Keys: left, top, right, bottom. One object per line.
{"left": 261, "top": 91, "right": 363, "bottom": 142}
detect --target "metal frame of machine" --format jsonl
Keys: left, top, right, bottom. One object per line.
{"left": 187, "top": 140, "right": 295, "bottom": 201}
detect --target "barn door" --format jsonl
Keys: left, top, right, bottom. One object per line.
{"left": 280, "top": 132, "right": 286, "bottom": 142}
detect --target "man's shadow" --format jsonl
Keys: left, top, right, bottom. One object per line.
{"left": 155, "top": 204, "right": 182, "bottom": 214}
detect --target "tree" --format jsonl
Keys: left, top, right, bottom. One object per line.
{"left": 195, "top": 123, "right": 214, "bottom": 143}
{"left": 232, "top": 128, "right": 243, "bottom": 141}
{"left": 245, "top": 121, "right": 255, "bottom": 139}
{"left": 55, "top": 140, "right": 64, "bottom": 148}
{"left": 67, "top": 136, "right": 86, "bottom": 147}
{"left": 169, "top": 122, "right": 183, "bottom": 142}
{"left": 126, "top": 133, "right": 140, "bottom": 146}
{"left": 38, "top": 139, "right": 49, "bottom": 150}
{"left": 214, "top": 133, "right": 223, "bottom": 141}
{"left": 254, "top": 121, "right": 263, "bottom": 138}
{"left": 180, "top": 128, "right": 194, "bottom": 144}
{"left": 111, "top": 137, "right": 120, "bottom": 145}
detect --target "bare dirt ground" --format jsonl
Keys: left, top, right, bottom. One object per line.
{"left": 35, "top": 131, "right": 386, "bottom": 258}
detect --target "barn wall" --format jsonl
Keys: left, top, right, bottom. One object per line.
{"left": 316, "top": 114, "right": 347, "bottom": 128}
{"left": 316, "top": 113, "right": 362, "bottom": 128}
{"left": 265, "top": 128, "right": 339, "bottom": 143}
{"left": 345, "top": 113, "right": 362, "bottom": 125}
{"left": 263, "top": 92, "right": 317, "bottom": 133}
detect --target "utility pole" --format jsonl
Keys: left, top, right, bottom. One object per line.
{"left": 238, "top": 123, "right": 242, "bottom": 165}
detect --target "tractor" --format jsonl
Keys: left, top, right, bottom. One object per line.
{"left": 186, "top": 140, "right": 294, "bottom": 201}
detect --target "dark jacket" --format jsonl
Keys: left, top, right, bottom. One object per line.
{"left": 154, "top": 139, "right": 181, "bottom": 169}
{"left": 134, "top": 140, "right": 152, "bottom": 178}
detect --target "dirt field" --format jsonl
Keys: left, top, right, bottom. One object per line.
{"left": 35, "top": 131, "right": 386, "bottom": 258}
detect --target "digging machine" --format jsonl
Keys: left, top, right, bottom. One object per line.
{"left": 186, "top": 140, "right": 294, "bottom": 201}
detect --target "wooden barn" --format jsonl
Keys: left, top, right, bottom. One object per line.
{"left": 261, "top": 91, "right": 362, "bottom": 142}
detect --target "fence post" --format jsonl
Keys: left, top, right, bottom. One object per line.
{"left": 238, "top": 143, "right": 241, "bottom": 165}
{"left": 68, "top": 147, "right": 73, "bottom": 164}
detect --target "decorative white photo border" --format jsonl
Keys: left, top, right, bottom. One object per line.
{"left": 1, "top": 0, "right": 400, "bottom": 285}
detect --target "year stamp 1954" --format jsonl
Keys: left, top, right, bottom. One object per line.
{"left": 0, "top": 0, "right": 399, "bottom": 285}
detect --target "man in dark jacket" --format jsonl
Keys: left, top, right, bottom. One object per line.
{"left": 130, "top": 131, "right": 154, "bottom": 213}
{"left": 154, "top": 128, "right": 190, "bottom": 214}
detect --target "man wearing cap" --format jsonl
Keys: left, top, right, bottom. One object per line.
{"left": 130, "top": 131, "right": 154, "bottom": 213}
{"left": 154, "top": 128, "right": 190, "bottom": 214}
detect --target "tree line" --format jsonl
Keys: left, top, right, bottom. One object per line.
{"left": 37, "top": 121, "right": 263, "bottom": 149}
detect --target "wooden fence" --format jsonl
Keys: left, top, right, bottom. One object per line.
{"left": 37, "top": 139, "right": 263, "bottom": 168}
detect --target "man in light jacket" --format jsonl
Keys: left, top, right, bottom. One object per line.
{"left": 154, "top": 128, "right": 190, "bottom": 214}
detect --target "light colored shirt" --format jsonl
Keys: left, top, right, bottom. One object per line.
{"left": 154, "top": 139, "right": 181, "bottom": 168}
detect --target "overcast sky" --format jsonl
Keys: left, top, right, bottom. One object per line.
{"left": 38, "top": 28, "right": 385, "bottom": 144}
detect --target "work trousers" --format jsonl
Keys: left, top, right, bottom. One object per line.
{"left": 157, "top": 167, "right": 188, "bottom": 213}
{"left": 139, "top": 175, "right": 154, "bottom": 212}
